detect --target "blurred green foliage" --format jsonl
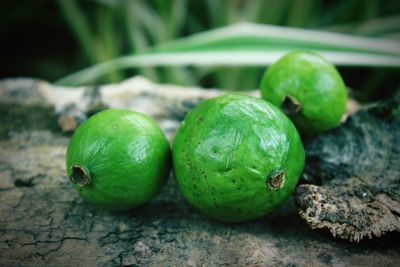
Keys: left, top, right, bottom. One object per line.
{"left": 1, "top": 0, "right": 399, "bottom": 100}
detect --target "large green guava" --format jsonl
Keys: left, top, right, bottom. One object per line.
{"left": 66, "top": 109, "right": 171, "bottom": 211}
{"left": 260, "top": 51, "right": 348, "bottom": 135}
{"left": 172, "top": 94, "right": 305, "bottom": 223}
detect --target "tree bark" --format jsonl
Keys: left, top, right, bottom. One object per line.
{"left": 296, "top": 98, "right": 400, "bottom": 242}
{"left": 0, "top": 77, "right": 399, "bottom": 266}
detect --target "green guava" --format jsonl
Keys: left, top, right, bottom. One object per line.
{"left": 66, "top": 109, "right": 171, "bottom": 211}
{"left": 260, "top": 51, "right": 348, "bottom": 135}
{"left": 172, "top": 94, "right": 305, "bottom": 223}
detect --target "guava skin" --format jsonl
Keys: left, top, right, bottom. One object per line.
{"left": 260, "top": 51, "right": 348, "bottom": 135}
{"left": 66, "top": 109, "right": 171, "bottom": 211}
{"left": 172, "top": 94, "right": 305, "bottom": 223}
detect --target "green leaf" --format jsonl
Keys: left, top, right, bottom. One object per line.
{"left": 56, "top": 22, "right": 400, "bottom": 86}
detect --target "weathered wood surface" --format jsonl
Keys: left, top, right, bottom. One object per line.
{"left": 0, "top": 77, "right": 399, "bottom": 266}
{"left": 296, "top": 99, "right": 400, "bottom": 242}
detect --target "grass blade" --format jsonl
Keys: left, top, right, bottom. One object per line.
{"left": 56, "top": 22, "right": 400, "bottom": 86}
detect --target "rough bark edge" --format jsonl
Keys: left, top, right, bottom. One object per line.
{"left": 296, "top": 98, "right": 400, "bottom": 242}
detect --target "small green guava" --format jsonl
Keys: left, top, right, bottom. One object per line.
{"left": 172, "top": 94, "right": 305, "bottom": 223}
{"left": 66, "top": 109, "right": 171, "bottom": 211}
{"left": 260, "top": 51, "right": 348, "bottom": 135}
